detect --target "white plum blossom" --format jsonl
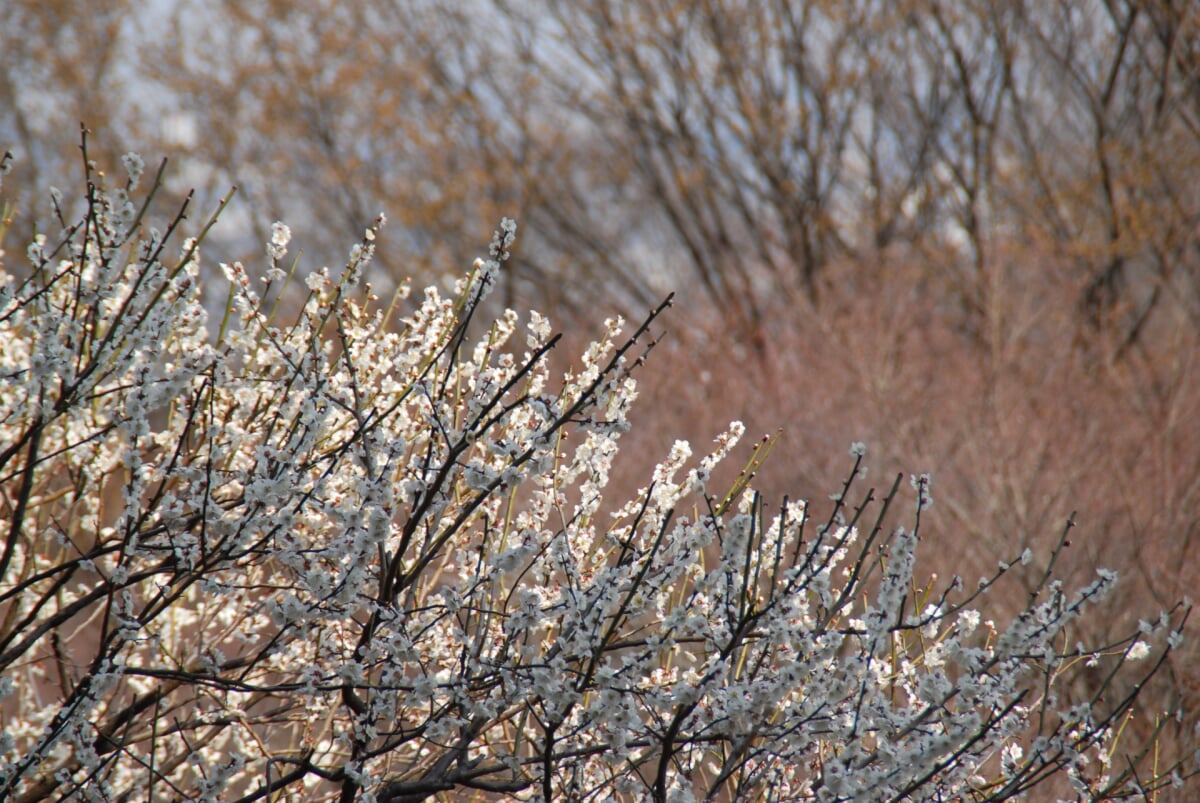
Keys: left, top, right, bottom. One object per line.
{"left": 1128, "top": 640, "right": 1152, "bottom": 661}
{"left": 121, "top": 151, "right": 145, "bottom": 189}
{"left": 0, "top": 152, "right": 1191, "bottom": 803}
{"left": 267, "top": 220, "right": 292, "bottom": 265}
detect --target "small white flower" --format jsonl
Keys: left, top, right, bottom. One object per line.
{"left": 1002, "top": 742, "right": 1023, "bottom": 773}
{"left": 959, "top": 609, "right": 981, "bottom": 634}
{"left": 338, "top": 662, "right": 365, "bottom": 684}
{"left": 1127, "top": 640, "right": 1151, "bottom": 661}
{"left": 463, "top": 462, "right": 497, "bottom": 492}
{"left": 268, "top": 221, "right": 292, "bottom": 261}
{"left": 121, "top": 152, "right": 145, "bottom": 189}
{"left": 910, "top": 472, "right": 933, "bottom": 508}
{"left": 305, "top": 269, "right": 327, "bottom": 291}
{"left": 26, "top": 233, "right": 47, "bottom": 263}
{"left": 489, "top": 218, "right": 517, "bottom": 260}
{"left": 528, "top": 310, "right": 553, "bottom": 347}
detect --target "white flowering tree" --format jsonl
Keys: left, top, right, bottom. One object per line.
{"left": 0, "top": 142, "right": 1193, "bottom": 802}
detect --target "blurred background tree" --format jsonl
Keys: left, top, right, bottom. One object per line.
{"left": 5, "top": 0, "right": 1196, "bottom": 332}
{"left": 3, "top": 0, "right": 1198, "bottom": 769}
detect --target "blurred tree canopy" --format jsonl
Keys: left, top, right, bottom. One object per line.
{"left": 3, "top": 0, "right": 1197, "bottom": 343}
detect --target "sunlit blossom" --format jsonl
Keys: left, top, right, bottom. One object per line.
{"left": 0, "top": 160, "right": 1188, "bottom": 803}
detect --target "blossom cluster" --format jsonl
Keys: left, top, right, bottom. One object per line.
{"left": 0, "top": 150, "right": 1192, "bottom": 802}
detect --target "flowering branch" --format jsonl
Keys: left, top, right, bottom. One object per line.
{"left": 0, "top": 144, "right": 1193, "bottom": 801}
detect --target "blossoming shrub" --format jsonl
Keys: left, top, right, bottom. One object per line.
{"left": 0, "top": 146, "right": 1192, "bottom": 801}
